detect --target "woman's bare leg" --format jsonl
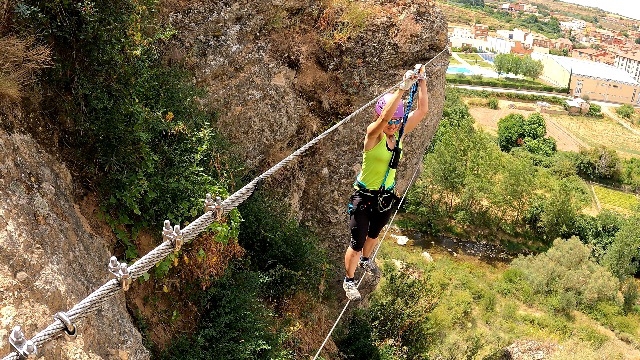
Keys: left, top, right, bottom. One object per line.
{"left": 344, "top": 247, "right": 361, "bottom": 278}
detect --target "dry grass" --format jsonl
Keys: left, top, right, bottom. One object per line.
{"left": 550, "top": 114, "right": 640, "bottom": 158}
{"left": 0, "top": 35, "right": 51, "bottom": 105}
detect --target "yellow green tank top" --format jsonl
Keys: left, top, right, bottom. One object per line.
{"left": 355, "top": 134, "right": 402, "bottom": 191}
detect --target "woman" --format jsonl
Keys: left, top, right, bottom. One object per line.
{"left": 343, "top": 65, "right": 429, "bottom": 300}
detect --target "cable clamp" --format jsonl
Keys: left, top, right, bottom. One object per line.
{"left": 54, "top": 312, "right": 77, "bottom": 341}
{"left": 204, "top": 193, "right": 223, "bottom": 220}
{"left": 9, "top": 325, "right": 37, "bottom": 359}
{"left": 162, "top": 220, "right": 183, "bottom": 252}
{"left": 108, "top": 256, "right": 131, "bottom": 291}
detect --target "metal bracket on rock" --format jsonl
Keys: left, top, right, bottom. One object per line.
{"left": 53, "top": 312, "right": 77, "bottom": 341}
{"left": 8, "top": 325, "right": 37, "bottom": 359}
{"left": 108, "top": 256, "right": 132, "bottom": 291}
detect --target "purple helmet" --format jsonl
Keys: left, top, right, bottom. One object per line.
{"left": 376, "top": 93, "right": 404, "bottom": 119}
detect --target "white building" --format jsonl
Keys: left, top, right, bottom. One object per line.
{"left": 560, "top": 19, "right": 586, "bottom": 32}
{"left": 449, "top": 37, "right": 490, "bottom": 52}
{"left": 487, "top": 36, "right": 515, "bottom": 54}
{"left": 496, "top": 28, "right": 527, "bottom": 42}
{"left": 448, "top": 25, "right": 472, "bottom": 39}
{"left": 615, "top": 51, "right": 640, "bottom": 83}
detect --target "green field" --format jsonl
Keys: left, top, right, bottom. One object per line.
{"left": 457, "top": 53, "right": 483, "bottom": 62}
{"left": 474, "top": 61, "right": 494, "bottom": 69}
{"left": 449, "top": 56, "right": 462, "bottom": 65}
{"left": 593, "top": 185, "right": 639, "bottom": 213}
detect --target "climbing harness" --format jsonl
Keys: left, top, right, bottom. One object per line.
{"left": 1, "top": 47, "right": 448, "bottom": 360}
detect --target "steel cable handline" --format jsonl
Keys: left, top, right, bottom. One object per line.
{"left": 312, "top": 48, "right": 450, "bottom": 360}
{"left": 2, "top": 47, "right": 448, "bottom": 360}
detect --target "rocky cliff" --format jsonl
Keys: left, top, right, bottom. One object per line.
{"left": 164, "top": 0, "right": 449, "bottom": 264}
{"left": 0, "top": 130, "right": 149, "bottom": 359}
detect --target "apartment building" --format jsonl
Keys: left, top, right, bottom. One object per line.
{"left": 532, "top": 53, "right": 640, "bottom": 105}
{"left": 471, "top": 24, "right": 489, "bottom": 39}
{"left": 448, "top": 25, "right": 472, "bottom": 39}
{"left": 615, "top": 51, "right": 640, "bottom": 83}
{"left": 553, "top": 38, "right": 573, "bottom": 50}
{"left": 526, "top": 33, "right": 551, "bottom": 49}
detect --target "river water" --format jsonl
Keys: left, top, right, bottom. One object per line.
{"left": 394, "top": 228, "right": 532, "bottom": 265}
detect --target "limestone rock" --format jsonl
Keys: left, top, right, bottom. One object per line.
{"left": 164, "top": 0, "right": 448, "bottom": 268}
{"left": 0, "top": 131, "right": 149, "bottom": 359}
{"left": 501, "top": 340, "right": 560, "bottom": 359}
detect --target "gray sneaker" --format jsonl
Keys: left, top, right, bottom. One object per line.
{"left": 343, "top": 279, "right": 361, "bottom": 300}
{"left": 359, "top": 257, "right": 380, "bottom": 276}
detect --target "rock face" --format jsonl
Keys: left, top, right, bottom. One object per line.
{"left": 0, "top": 131, "right": 149, "bottom": 359}
{"left": 164, "top": 0, "right": 449, "bottom": 266}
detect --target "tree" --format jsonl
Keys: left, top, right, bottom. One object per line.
{"left": 604, "top": 215, "right": 640, "bottom": 281}
{"left": 636, "top": 37, "right": 640, "bottom": 45}
{"left": 497, "top": 113, "right": 549, "bottom": 153}
{"left": 616, "top": 104, "right": 634, "bottom": 119}
{"left": 493, "top": 53, "right": 514, "bottom": 76}
{"left": 521, "top": 56, "right": 543, "bottom": 79}
{"left": 497, "top": 113, "right": 526, "bottom": 152}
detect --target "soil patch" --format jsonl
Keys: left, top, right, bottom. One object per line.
{"left": 467, "top": 100, "right": 586, "bottom": 152}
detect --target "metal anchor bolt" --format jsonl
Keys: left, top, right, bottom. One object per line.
{"left": 119, "top": 263, "right": 131, "bottom": 291}
{"left": 162, "top": 220, "right": 174, "bottom": 243}
{"left": 9, "top": 325, "right": 25, "bottom": 347}
{"left": 173, "top": 225, "right": 183, "bottom": 252}
{"left": 108, "top": 256, "right": 120, "bottom": 276}
{"left": 204, "top": 193, "right": 215, "bottom": 213}
{"left": 24, "top": 340, "right": 37, "bottom": 358}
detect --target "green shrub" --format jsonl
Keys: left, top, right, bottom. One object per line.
{"left": 497, "top": 112, "right": 548, "bottom": 153}
{"left": 455, "top": 72, "right": 467, "bottom": 79}
{"left": 586, "top": 103, "right": 602, "bottom": 117}
{"left": 547, "top": 291, "right": 577, "bottom": 317}
{"left": 471, "top": 74, "right": 483, "bottom": 81}
{"left": 334, "top": 309, "right": 381, "bottom": 360}
{"left": 616, "top": 104, "right": 634, "bottom": 119}
{"left": 603, "top": 215, "right": 640, "bottom": 281}
{"left": 16, "top": 0, "right": 244, "bottom": 258}
{"left": 622, "top": 279, "right": 639, "bottom": 314}
{"left": 488, "top": 97, "right": 498, "bottom": 109}
{"left": 369, "top": 264, "right": 435, "bottom": 359}
{"left": 511, "top": 237, "right": 620, "bottom": 307}
{"left": 161, "top": 264, "right": 292, "bottom": 360}
{"left": 237, "top": 192, "right": 326, "bottom": 302}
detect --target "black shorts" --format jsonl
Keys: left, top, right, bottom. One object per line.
{"left": 348, "top": 190, "right": 394, "bottom": 252}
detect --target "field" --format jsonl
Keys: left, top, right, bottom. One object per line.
{"left": 449, "top": 56, "right": 462, "bottom": 65}
{"left": 457, "top": 53, "right": 483, "bottom": 62}
{"left": 550, "top": 114, "right": 640, "bottom": 158}
{"left": 467, "top": 99, "right": 586, "bottom": 152}
{"left": 474, "top": 61, "right": 494, "bottom": 69}
{"left": 593, "top": 185, "right": 639, "bottom": 214}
